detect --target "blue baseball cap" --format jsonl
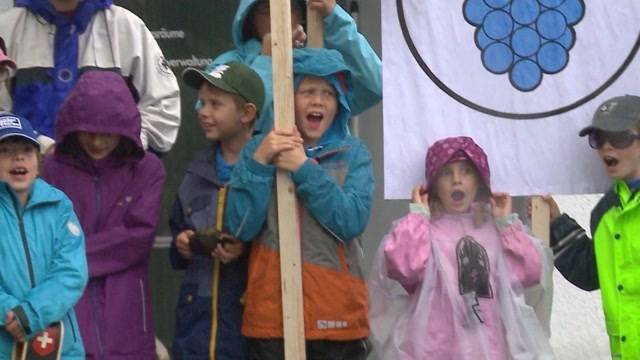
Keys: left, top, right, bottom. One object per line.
{"left": 0, "top": 113, "right": 40, "bottom": 148}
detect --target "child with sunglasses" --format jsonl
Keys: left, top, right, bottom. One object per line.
{"left": 540, "top": 95, "right": 640, "bottom": 359}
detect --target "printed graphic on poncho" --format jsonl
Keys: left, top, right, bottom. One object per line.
{"left": 456, "top": 236, "right": 493, "bottom": 298}
{"left": 463, "top": 0, "right": 585, "bottom": 91}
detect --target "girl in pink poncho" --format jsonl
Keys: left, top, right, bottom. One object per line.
{"left": 369, "top": 136, "right": 554, "bottom": 360}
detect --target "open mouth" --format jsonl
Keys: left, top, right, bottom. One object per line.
{"left": 307, "top": 112, "right": 323, "bottom": 123}
{"left": 451, "top": 190, "right": 465, "bottom": 201}
{"left": 603, "top": 156, "right": 618, "bottom": 167}
{"left": 9, "top": 167, "right": 28, "bottom": 176}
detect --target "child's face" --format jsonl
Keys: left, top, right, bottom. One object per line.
{"left": 592, "top": 129, "right": 640, "bottom": 181}
{"left": 77, "top": 132, "right": 121, "bottom": 160}
{"left": 198, "top": 84, "right": 246, "bottom": 142}
{"left": 251, "top": 1, "right": 304, "bottom": 40}
{"left": 434, "top": 160, "right": 481, "bottom": 214}
{"left": 0, "top": 139, "right": 39, "bottom": 198}
{"left": 294, "top": 76, "right": 338, "bottom": 145}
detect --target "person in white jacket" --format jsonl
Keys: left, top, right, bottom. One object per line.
{"left": 0, "top": 0, "right": 181, "bottom": 153}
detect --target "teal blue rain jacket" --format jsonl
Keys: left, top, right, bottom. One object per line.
{"left": 224, "top": 48, "right": 374, "bottom": 243}
{"left": 210, "top": 0, "right": 382, "bottom": 134}
{"left": 0, "top": 179, "right": 88, "bottom": 359}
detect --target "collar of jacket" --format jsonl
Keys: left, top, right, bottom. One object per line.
{"left": 18, "top": 0, "right": 112, "bottom": 32}
{"left": 0, "top": 178, "right": 63, "bottom": 211}
{"left": 186, "top": 143, "right": 227, "bottom": 187}
{"left": 615, "top": 180, "right": 640, "bottom": 210}
{"left": 305, "top": 141, "right": 351, "bottom": 160}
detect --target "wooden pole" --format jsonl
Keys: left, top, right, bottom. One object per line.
{"left": 306, "top": 3, "right": 324, "bottom": 48}
{"left": 530, "top": 196, "right": 550, "bottom": 246}
{"left": 270, "top": 0, "right": 306, "bottom": 359}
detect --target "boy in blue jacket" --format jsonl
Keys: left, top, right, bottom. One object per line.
{"left": 210, "top": 0, "right": 382, "bottom": 134}
{"left": 224, "top": 48, "right": 374, "bottom": 359}
{"left": 169, "top": 61, "right": 265, "bottom": 359}
{"left": 0, "top": 113, "right": 88, "bottom": 359}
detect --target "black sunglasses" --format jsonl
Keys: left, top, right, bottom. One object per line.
{"left": 588, "top": 130, "right": 640, "bottom": 150}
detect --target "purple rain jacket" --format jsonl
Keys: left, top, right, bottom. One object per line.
{"left": 42, "top": 71, "right": 166, "bottom": 360}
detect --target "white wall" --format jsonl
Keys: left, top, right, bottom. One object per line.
{"left": 550, "top": 195, "right": 610, "bottom": 359}
{"left": 0, "top": 0, "right": 11, "bottom": 13}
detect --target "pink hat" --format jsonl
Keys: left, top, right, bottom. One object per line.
{"left": 425, "top": 136, "right": 490, "bottom": 191}
{"left": 0, "top": 37, "right": 16, "bottom": 69}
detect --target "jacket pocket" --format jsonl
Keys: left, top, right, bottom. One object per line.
{"left": 173, "top": 282, "right": 211, "bottom": 356}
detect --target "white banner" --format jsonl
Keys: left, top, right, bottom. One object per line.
{"left": 383, "top": 0, "right": 640, "bottom": 199}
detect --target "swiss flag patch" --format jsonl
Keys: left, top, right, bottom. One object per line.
{"left": 30, "top": 326, "right": 60, "bottom": 357}
{"left": 12, "top": 321, "right": 63, "bottom": 360}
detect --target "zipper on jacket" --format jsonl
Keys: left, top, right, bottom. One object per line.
{"left": 91, "top": 283, "right": 106, "bottom": 360}
{"left": 93, "top": 175, "right": 103, "bottom": 230}
{"left": 14, "top": 203, "right": 36, "bottom": 287}
{"left": 67, "top": 313, "right": 78, "bottom": 342}
{"left": 209, "top": 187, "right": 227, "bottom": 359}
{"left": 92, "top": 175, "right": 106, "bottom": 360}
{"left": 140, "top": 279, "right": 147, "bottom": 333}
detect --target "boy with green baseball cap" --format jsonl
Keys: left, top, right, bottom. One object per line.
{"left": 169, "top": 61, "right": 264, "bottom": 359}
{"left": 543, "top": 94, "right": 640, "bottom": 359}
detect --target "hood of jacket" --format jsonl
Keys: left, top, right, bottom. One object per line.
{"left": 232, "top": 0, "right": 306, "bottom": 51}
{"left": 292, "top": 48, "right": 352, "bottom": 147}
{"left": 55, "top": 70, "right": 144, "bottom": 158}
{"left": 17, "top": 0, "right": 111, "bottom": 31}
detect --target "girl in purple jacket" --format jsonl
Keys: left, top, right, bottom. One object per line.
{"left": 42, "top": 71, "right": 166, "bottom": 360}
{"left": 369, "top": 136, "right": 553, "bottom": 360}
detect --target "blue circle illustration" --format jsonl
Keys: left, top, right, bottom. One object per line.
{"left": 557, "top": 0, "right": 585, "bottom": 25}
{"left": 483, "top": 42, "right": 514, "bottom": 73}
{"left": 538, "top": 41, "right": 569, "bottom": 73}
{"left": 510, "top": 59, "right": 542, "bottom": 91}
{"left": 556, "top": 28, "right": 575, "bottom": 49}
{"left": 483, "top": 0, "right": 510, "bottom": 9}
{"left": 483, "top": 10, "right": 514, "bottom": 40}
{"left": 475, "top": 27, "right": 494, "bottom": 50}
{"left": 512, "top": 26, "right": 541, "bottom": 57}
{"left": 538, "top": 0, "right": 565, "bottom": 8}
{"left": 463, "top": 0, "right": 492, "bottom": 26}
{"left": 511, "top": 0, "right": 540, "bottom": 25}
{"left": 461, "top": 0, "right": 586, "bottom": 91}
{"left": 537, "top": 9, "right": 568, "bottom": 40}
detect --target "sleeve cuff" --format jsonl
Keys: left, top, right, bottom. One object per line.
{"left": 495, "top": 213, "right": 520, "bottom": 231}
{"left": 246, "top": 156, "right": 275, "bottom": 177}
{"left": 291, "top": 159, "right": 316, "bottom": 184}
{"left": 550, "top": 213, "right": 580, "bottom": 247}
{"left": 12, "top": 305, "right": 31, "bottom": 335}
{"left": 409, "top": 203, "right": 430, "bottom": 217}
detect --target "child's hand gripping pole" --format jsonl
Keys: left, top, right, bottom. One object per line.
{"left": 306, "top": 0, "right": 328, "bottom": 48}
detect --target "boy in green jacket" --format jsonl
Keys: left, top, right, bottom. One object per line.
{"left": 542, "top": 95, "right": 640, "bottom": 358}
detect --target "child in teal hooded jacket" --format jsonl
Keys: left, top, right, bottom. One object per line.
{"left": 209, "top": 0, "right": 382, "bottom": 135}
{"left": 225, "top": 48, "right": 374, "bottom": 360}
{"left": 0, "top": 113, "right": 88, "bottom": 359}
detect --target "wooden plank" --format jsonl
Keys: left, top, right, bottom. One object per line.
{"left": 269, "top": 0, "right": 307, "bottom": 359}
{"left": 306, "top": 4, "right": 324, "bottom": 48}
{"left": 530, "top": 196, "right": 550, "bottom": 246}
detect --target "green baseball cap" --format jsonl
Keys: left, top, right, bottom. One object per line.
{"left": 579, "top": 95, "right": 640, "bottom": 136}
{"left": 182, "top": 62, "right": 265, "bottom": 111}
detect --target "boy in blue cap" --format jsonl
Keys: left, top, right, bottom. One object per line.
{"left": 0, "top": 113, "right": 88, "bottom": 359}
